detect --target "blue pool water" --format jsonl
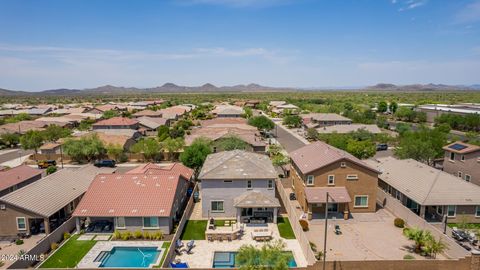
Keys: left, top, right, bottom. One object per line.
{"left": 99, "top": 247, "right": 161, "bottom": 268}
{"left": 212, "top": 251, "right": 297, "bottom": 268}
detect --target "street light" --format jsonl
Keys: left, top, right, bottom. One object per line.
{"left": 323, "top": 191, "right": 329, "bottom": 270}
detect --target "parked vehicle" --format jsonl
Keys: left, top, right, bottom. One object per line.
{"left": 37, "top": 160, "right": 56, "bottom": 169}
{"left": 94, "top": 159, "right": 116, "bottom": 168}
{"left": 376, "top": 143, "right": 388, "bottom": 151}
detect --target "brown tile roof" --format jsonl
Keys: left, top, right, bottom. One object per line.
{"left": 92, "top": 132, "right": 132, "bottom": 148}
{"left": 200, "top": 118, "right": 249, "bottom": 127}
{"left": 95, "top": 104, "right": 127, "bottom": 112}
{"left": 290, "top": 141, "right": 379, "bottom": 175}
{"left": 443, "top": 141, "right": 480, "bottom": 154}
{"left": 302, "top": 113, "right": 352, "bottom": 122}
{"left": 185, "top": 127, "right": 265, "bottom": 147}
{"left": 93, "top": 117, "right": 138, "bottom": 127}
{"left": 73, "top": 172, "right": 186, "bottom": 217}
{"left": 0, "top": 120, "right": 67, "bottom": 134}
{"left": 304, "top": 187, "right": 352, "bottom": 203}
{"left": 40, "top": 142, "right": 61, "bottom": 150}
{"left": 0, "top": 165, "right": 42, "bottom": 192}
{"left": 133, "top": 110, "right": 163, "bottom": 117}
{"left": 316, "top": 124, "right": 382, "bottom": 134}
{"left": 125, "top": 163, "right": 193, "bottom": 181}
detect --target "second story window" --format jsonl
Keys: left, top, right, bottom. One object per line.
{"left": 268, "top": 180, "right": 274, "bottom": 189}
{"left": 247, "top": 180, "right": 252, "bottom": 189}
{"left": 461, "top": 155, "right": 465, "bottom": 161}
{"left": 458, "top": 171, "right": 463, "bottom": 179}
{"left": 328, "top": 175, "right": 335, "bottom": 185}
{"left": 465, "top": 174, "right": 471, "bottom": 182}
{"left": 306, "top": 175, "right": 314, "bottom": 186}
{"left": 450, "top": 152, "right": 455, "bottom": 161}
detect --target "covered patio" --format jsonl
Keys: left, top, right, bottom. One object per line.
{"left": 304, "top": 187, "right": 352, "bottom": 220}
{"left": 233, "top": 191, "right": 281, "bottom": 224}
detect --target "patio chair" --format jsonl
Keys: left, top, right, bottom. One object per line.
{"left": 227, "top": 235, "right": 232, "bottom": 242}
{"left": 207, "top": 235, "right": 213, "bottom": 242}
{"left": 187, "top": 240, "right": 195, "bottom": 248}
{"left": 185, "top": 244, "right": 194, "bottom": 254}
{"left": 176, "top": 239, "right": 184, "bottom": 249}
{"left": 334, "top": 225, "right": 342, "bottom": 235}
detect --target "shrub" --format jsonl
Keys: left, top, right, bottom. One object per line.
{"left": 403, "top": 254, "right": 415, "bottom": 260}
{"left": 121, "top": 231, "right": 132, "bottom": 240}
{"left": 46, "top": 166, "right": 57, "bottom": 175}
{"left": 394, "top": 218, "right": 405, "bottom": 228}
{"left": 63, "top": 232, "right": 71, "bottom": 240}
{"left": 15, "top": 239, "right": 24, "bottom": 245}
{"left": 143, "top": 231, "right": 150, "bottom": 240}
{"left": 154, "top": 231, "right": 163, "bottom": 240}
{"left": 113, "top": 230, "right": 122, "bottom": 240}
{"left": 0, "top": 261, "right": 4, "bottom": 267}
{"left": 79, "top": 229, "right": 85, "bottom": 235}
{"left": 299, "top": 219, "right": 309, "bottom": 231}
{"left": 134, "top": 230, "right": 143, "bottom": 239}
{"left": 309, "top": 241, "right": 317, "bottom": 252}
{"left": 50, "top": 242, "right": 58, "bottom": 250}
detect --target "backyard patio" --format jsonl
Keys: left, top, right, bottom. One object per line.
{"left": 173, "top": 216, "right": 306, "bottom": 268}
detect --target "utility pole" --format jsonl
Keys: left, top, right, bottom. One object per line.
{"left": 323, "top": 192, "right": 329, "bottom": 270}
{"left": 443, "top": 211, "right": 448, "bottom": 234}
{"left": 60, "top": 144, "right": 64, "bottom": 169}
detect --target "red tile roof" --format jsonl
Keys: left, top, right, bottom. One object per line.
{"left": 290, "top": 141, "right": 379, "bottom": 175}
{"left": 125, "top": 163, "right": 193, "bottom": 181}
{"left": 0, "top": 165, "right": 42, "bottom": 191}
{"left": 73, "top": 173, "right": 181, "bottom": 217}
{"left": 93, "top": 117, "right": 138, "bottom": 126}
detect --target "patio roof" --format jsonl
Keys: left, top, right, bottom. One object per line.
{"left": 233, "top": 191, "right": 280, "bottom": 208}
{"left": 304, "top": 187, "right": 352, "bottom": 203}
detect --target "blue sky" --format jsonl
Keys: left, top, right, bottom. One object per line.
{"left": 0, "top": 0, "right": 479, "bottom": 91}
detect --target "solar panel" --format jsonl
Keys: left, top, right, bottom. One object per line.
{"left": 448, "top": 143, "right": 468, "bottom": 151}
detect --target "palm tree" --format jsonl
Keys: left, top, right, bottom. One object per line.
{"left": 424, "top": 237, "right": 447, "bottom": 258}
{"left": 403, "top": 227, "right": 432, "bottom": 253}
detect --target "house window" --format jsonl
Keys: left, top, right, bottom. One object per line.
{"left": 450, "top": 152, "right": 455, "bottom": 161}
{"left": 143, "top": 217, "right": 159, "bottom": 228}
{"left": 328, "top": 175, "right": 335, "bottom": 185}
{"left": 211, "top": 201, "right": 224, "bottom": 213}
{"left": 465, "top": 174, "right": 471, "bottom": 182}
{"left": 247, "top": 180, "right": 252, "bottom": 189}
{"left": 16, "top": 217, "right": 26, "bottom": 231}
{"left": 461, "top": 155, "right": 465, "bottom": 161}
{"left": 436, "top": 206, "right": 443, "bottom": 216}
{"left": 267, "top": 180, "right": 274, "bottom": 189}
{"left": 354, "top": 196, "right": 369, "bottom": 208}
{"left": 306, "top": 175, "right": 314, "bottom": 186}
{"left": 458, "top": 171, "right": 463, "bottom": 179}
{"left": 223, "top": 180, "right": 232, "bottom": 183}
{"left": 476, "top": 206, "right": 480, "bottom": 217}
{"left": 346, "top": 174, "right": 358, "bottom": 180}
{"left": 0, "top": 204, "right": 5, "bottom": 210}
{"left": 340, "top": 162, "right": 346, "bottom": 168}
{"left": 68, "top": 202, "right": 75, "bottom": 213}
{"left": 447, "top": 205, "right": 456, "bottom": 217}
{"left": 115, "top": 217, "right": 126, "bottom": 228}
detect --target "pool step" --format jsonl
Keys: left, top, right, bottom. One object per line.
{"left": 94, "top": 251, "right": 109, "bottom": 262}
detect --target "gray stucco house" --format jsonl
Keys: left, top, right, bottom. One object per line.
{"left": 198, "top": 150, "right": 280, "bottom": 223}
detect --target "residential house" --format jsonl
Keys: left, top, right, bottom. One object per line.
{"left": 86, "top": 104, "right": 128, "bottom": 115}
{"left": 92, "top": 117, "right": 139, "bottom": 130}
{"left": 0, "top": 165, "right": 115, "bottom": 237}
{"left": 132, "top": 109, "right": 163, "bottom": 118}
{"left": 301, "top": 113, "right": 352, "bottom": 129}
{"left": 198, "top": 150, "right": 280, "bottom": 223}
{"left": 0, "top": 165, "right": 42, "bottom": 197}
{"left": 290, "top": 141, "right": 379, "bottom": 220}
{"left": 0, "top": 120, "right": 68, "bottom": 135}
{"left": 39, "top": 142, "right": 62, "bottom": 155}
{"left": 137, "top": 117, "right": 170, "bottom": 136}
{"left": 442, "top": 141, "right": 480, "bottom": 186}
{"left": 158, "top": 105, "right": 191, "bottom": 120}
{"left": 211, "top": 105, "right": 245, "bottom": 118}
{"left": 73, "top": 163, "right": 193, "bottom": 234}
{"left": 272, "top": 104, "right": 300, "bottom": 115}
{"left": 366, "top": 157, "right": 480, "bottom": 223}
{"left": 316, "top": 124, "right": 382, "bottom": 134}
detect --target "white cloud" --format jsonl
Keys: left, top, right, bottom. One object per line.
{"left": 454, "top": 0, "right": 480, "bottom": 24}
{"left": 398, "top": 0, "right": 427, "bottom": 11}
{"left": 391, "top": 0, "right": 397, "bottom": 4}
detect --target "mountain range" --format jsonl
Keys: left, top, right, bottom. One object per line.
{"left": 0, "top": 83, "right": 479, "bottom": 96}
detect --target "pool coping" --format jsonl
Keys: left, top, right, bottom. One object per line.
{"left": 77, "top": 241, "right": 164, "bottom": 268}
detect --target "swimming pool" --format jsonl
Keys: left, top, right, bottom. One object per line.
{"left": 98, "top": 247, "right": 161, "bottom": 268}
{"left": 212, "top": 251, "right": 297, "bottom": 268}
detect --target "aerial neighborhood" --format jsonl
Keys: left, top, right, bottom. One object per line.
{"left": 0, "top": 94, "right": 479, "bottom": 270}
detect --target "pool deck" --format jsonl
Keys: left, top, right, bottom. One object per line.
{"left": 77, "top": 241, "right": 164, "bottom": 268}
{"left": 174, "top": 223, "right": 307, "bottom": 268}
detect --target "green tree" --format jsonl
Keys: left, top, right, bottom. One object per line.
{"left": 248, "top": 115, "right": 275, "bottom": 131}
{"left": 4, "top": 113, "right": 32, "bottom": 123}
{"left": 403, "top": 228, "right": 433, "bottom": 254}
{"left": 106, "top": 143, "right": 124, "bottom": 161}
{"left": 161, "top": 137, "right": 185, "bottom": 161}
{"left": 424, "top": 237, "right": 447, "bottom": 259}
{"left": 243, "top": 107, "right": 253, "bottom": 119}
{"left": 215, "top": 135, "right": 248, "bottom": 151}
{"left": 102, "top": 110, "right": 119, "bottom": 119}
{"left": 169, "top": 126, "right": 185, "bottom": 138}
{"left": 346, "top": 139, "right": 376, "bottom": 159}
{"left": 377, "top": 101, "right": 388, "bottom": 113}
{"left": 305, "top": 128, "right": 319, "bottom": 141}
{"left": 179, "top": 137, "right": 212, "bottom": 176}
{"left": 46, "top": 166, "right": 57, "bottom": 175}
{"left": 20, "top": 130, "right": 44, "bottom": 153}
{"left": 236, "top": 240, "right": 290, "bottom": 270}
{"left": 343, "top": 102, "right": 354, "bottom": 112}
{"left": 282, "top": 115, "right": 302, "bottom": 128}
{"left": 63, "top": 135, "right": 106, "bottom": 162}
{"left": 42, "top": 124, "right": 71, "bottom": 142}
{"left": 389, "top": 101, "right": 398, "bottom": 113}
{"left": 157, "top": 125, "right": 170, "bottom": 141}
{"left": 395, "top": 126, "right": 448, "bottom": 165}
{"left": 78, "top": 119, "right": 95, "bottom": 131}
{"left": 131, "top": 138, "right": 161, "bottom": 161}
{"left": 0, "top": 133, "right": 20, "bottom": 148}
